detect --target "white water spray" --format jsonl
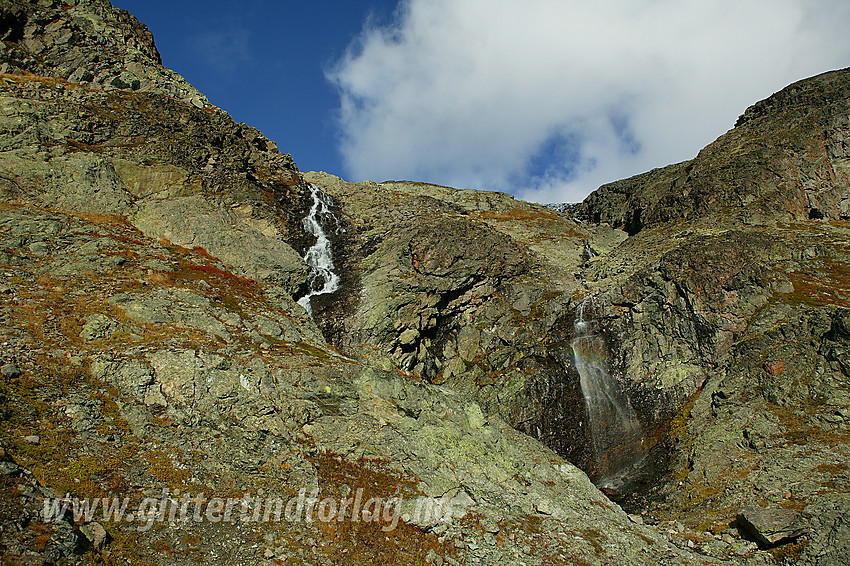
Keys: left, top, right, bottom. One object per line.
{"left": 571, "top": 296, "right": 644, "bottom": 487}
{"left": 297, "top": 184, "right": 340, "bottom": 315}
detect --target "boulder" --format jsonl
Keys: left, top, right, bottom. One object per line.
{"left": 737, "top": 505, "right": 808, "bottom": 546}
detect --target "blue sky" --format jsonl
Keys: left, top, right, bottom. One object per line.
{"left": 112, "top": 1, "right": 850, "bottom": 203}
{"left": 111, "top": 0, "right": 398, "bottom": 177}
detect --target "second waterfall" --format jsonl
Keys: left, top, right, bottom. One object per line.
{"left": 571, "top": 297, "right": 645, "bottom": 489}
{"left": 297, "top": 184, "right": 340, "bottom": 316}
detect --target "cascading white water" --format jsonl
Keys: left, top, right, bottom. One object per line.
{"left": 571, "top": 296, "right": 644, "bottom": 488}
{"left": 297, "top": 184, "right": 340, "bottom": 316}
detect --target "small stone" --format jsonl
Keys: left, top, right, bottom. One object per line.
{"left": 0, "top": 461, "right": 20, "bottom": 476}
{"left": 399, "top": 328, "right": 419, "bottom": 345}
{"left": 22, "top": 435, "right": 40, "bottom": 445}
{"left": 534, "top": 498, "right": 553, "bottom": 515}
{"left": 1, "top": 363, "right": 22, "bottom": 379}
{"left": 480, "top": 516, "right": 500, "bottom": 533}
{"left": 730, "top": 540, "right": 759, "bottom": 556}
{"left": 425, "top": 548, "right": 444, "bottom": 566}
{"left": 80, "top": 521, "right": 110, "bottom": 550}
{"left": 628, "top": 513, "right": 644, "bottom": 525}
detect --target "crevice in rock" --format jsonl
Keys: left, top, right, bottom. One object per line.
{"left": 0, "top": 9, "right": 26, "bottom": 42}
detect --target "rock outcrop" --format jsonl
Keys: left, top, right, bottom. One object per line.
{"left": 566, "top": 70, "right": 850, "bottom": 565}
{"left": 575, "top": 69, "right": 850, "bottom": 232}
{"left": 0, "top": 0, "right": 311, "bottom": 297}
{"left": 1, "top": 0, "right": 208, "bottom": 105}
{"left": 0, "top": 0, "right": 849, "bottom": 565}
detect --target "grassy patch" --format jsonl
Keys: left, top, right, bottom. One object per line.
{"left": 782, "top": 257, "right": 850, "bottom": 309}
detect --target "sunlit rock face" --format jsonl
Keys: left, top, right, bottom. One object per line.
{"left": 2, "top": 0, "right": 850, "bottom": 563}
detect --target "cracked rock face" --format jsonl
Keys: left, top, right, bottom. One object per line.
{"left": 0, "top": 0, "right": 205, "bottom": 105}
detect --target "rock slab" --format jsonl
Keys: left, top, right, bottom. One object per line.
{"left": 737, "top": 505, "right": 808, "bottom": 546}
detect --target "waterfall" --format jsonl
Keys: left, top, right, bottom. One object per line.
{"left": 571, "top": 296, "right": 644, "bottom": 488}
{"left": 297, "top": 184, "right": 340, "bottom": 315}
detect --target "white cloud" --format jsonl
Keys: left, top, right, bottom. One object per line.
{"left": 327, "top": 0, "right": 850, "bottom": 203}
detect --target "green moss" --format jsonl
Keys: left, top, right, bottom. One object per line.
{"left": 144, "top": 450, "right": 190, "bottom": 489}
{"left": 294, "top": 341, "right": 333, "bottom": 362}
{"left": 64, "top": 457, "right": 106, "bottom": 481}
{"left": 668, "top": 397, "right": 695, "bottom": 437}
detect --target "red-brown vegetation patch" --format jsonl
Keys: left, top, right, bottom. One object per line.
{"left": 306, "top": 452, "right": 459, "bottom": 565}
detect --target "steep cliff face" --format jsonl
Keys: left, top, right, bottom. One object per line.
{"left": 302, "top": 171, "right": 631, "bottom": 473}
{"left": 1, "top": 1, "right": 849, "bottom": 564}
{"left": 0, "top": 0, "right": 312, "bottom": 298}
{"left": 301, "top": 69, "right": 850, "bottom": 563}
{"left": 569, "top": 70, "right": 850, "bottom": 565}
{"left": 1, "top": 0, "right": 207, "bottom": 105}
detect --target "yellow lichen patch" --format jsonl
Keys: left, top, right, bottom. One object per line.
{"left": 144, "top": 450, "right": 190, "bottom": 489}
{"left": 667, "top": 393, "right": 700, "bottom": 438}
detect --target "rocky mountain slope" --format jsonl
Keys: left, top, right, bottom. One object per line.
{"left": 0, "top": 1, "right": 848, "bottom": 565}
